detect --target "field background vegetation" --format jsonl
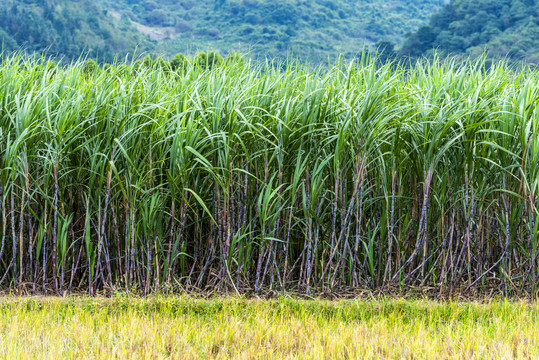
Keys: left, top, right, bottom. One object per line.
{"left": 402, "top": 0, "right": 539, "bottom": 64}
{"left": 0, "top": 0, "right": 445, "bottom": 62}
{"left": 101, "top": 0, "right": 446, "bottom": 62}
{"left": 3, "top": 1, "right": 539, "bottom": 66}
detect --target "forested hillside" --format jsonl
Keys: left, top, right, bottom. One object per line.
{"left": 0, "top": 0, "right": 150, "bottom": 61}
{"left": 7, "top": 0, "right": 539, "bottom": 65}
{"left": 100, "top": 0, "right": 445, "bottom": 61}
{"left": 0, "top": 0, "right": 445, "bottom": 62}
{"left": 401, "top": 0, "right": 539, "bottom": 63}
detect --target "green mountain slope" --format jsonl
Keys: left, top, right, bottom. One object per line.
{"left": 0, "top": 0, "right": 151, "bottom": 61}
{"left": 401, "top": 0, "right": 539, "bottom": 63}
{"left": 97, "top": 0, "right": 445, "bottom": 61}
{"left": 0, "top": 0, "right": 445, "bottom": 62}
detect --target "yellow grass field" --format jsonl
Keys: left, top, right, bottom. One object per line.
{"left": 0, "top": 296, "right": 537, "bottom": 359}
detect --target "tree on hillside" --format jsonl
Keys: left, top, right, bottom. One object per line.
{"left": 400, "top": 0, "right": 539, "bottom": 63}
{"left": 147, "top": 9, "right": 168, "bottom": 25}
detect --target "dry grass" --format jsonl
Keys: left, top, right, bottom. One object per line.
{"left": 0, "top": 296, "right": 537, "bottom": 359}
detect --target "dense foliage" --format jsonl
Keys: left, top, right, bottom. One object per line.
{"left": 8, "top": 0, "right": 539, "bottom": 66}
{"left": 1, "top": 56, "right": 538, "bottom": 297}
{"left": 401, "top": 0, "right": 539, "bottom": 63}
{"left": 0, "top": 0, "right": 444, "bottom": 62}
{"left": 115, "top": 0, "right": 444, "bottom": 62}
{"left": 0, "top": 0, "right": 151, "bottom": 61}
